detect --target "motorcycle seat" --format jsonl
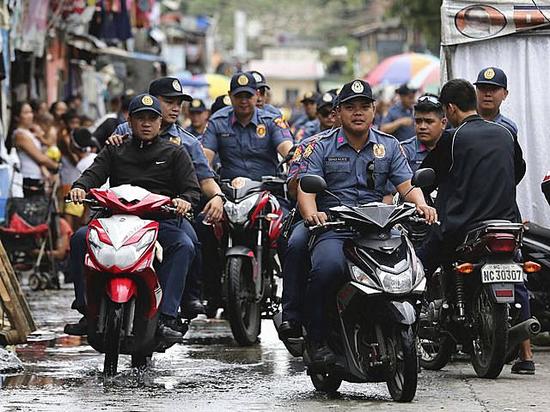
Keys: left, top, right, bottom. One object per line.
{"left": 524, "top": 221, "right": 550, "bottom": 241}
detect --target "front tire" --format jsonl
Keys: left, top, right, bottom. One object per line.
{"left": 310, "top": 371, "right": 342, "bottom": 393}
{"left": 471, "top": 285, "right": 507, "bottom": 378}
{"left": 103, "top": 302, "right": 124, "bottom": 376}
{"left": 419, "top": 335, "right": 454, "bottom": 370}
{"left": 226, "top": 257, "right": 261, "bottom": 346}
{"left": 387, "top": 326, "right": 418, "bottom": 402}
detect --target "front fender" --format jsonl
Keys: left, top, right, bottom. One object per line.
{"left": 106, "top": 277, "right": 136, "bottom": 303}
{"left": 225, "top": 245, "right": 255, "bottom": 259}
{"left": 385, "top": 300, "right": 417, "bottom": 325}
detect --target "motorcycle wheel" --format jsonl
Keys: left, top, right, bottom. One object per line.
{"left": 471, "top": 285, "right": 507, "bottom": 379}
{"left": 103, "top": 302, "right": 124, "bottom": 377}
{"left": 310, "top": 371, "right": 342, "bottom": 393}
{"left": 386, "top": 325, "right": 418, "bottom": 403}
{"left": 226, "top": 256, "right": 261, "bottom": 346}
{"left": 504, "top": 343, "right": 520, "bottom": 364}
{"left": 419, "top": 335, "right": 454, "bottom": 370}
{"left": 28, "top": 273, "right": 41, "bottom": 291}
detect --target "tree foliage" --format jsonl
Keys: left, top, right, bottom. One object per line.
{"left": 390, "top": 0, "right": 442, "bottom": 53}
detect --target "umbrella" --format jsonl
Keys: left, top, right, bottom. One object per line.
{"left": 365, "top": 53, "right": 439, "bottom": 87}
{"left": 194, "top": 73, "right": 230, "bottom": 100}
{"left": 409, "top": 63, "right": 441, "bottom": 94}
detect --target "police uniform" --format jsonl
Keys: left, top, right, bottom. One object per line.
{"left": 201, "top": 72, "right": 292, "bottom": 181}
{"left": 291, "top": 91, "right": 318, "bottom": 134}
{"left": 185, "top": 98, "right": 209, "bottom": 138}
{"left": 248, "top": 70, "right": 283, "bottom": 117}
{"left": 381, "top": 84, "right": 416, "bottom": 142}
{"left": 296, "top": 91, "right": 338, "bottom": 143}
{"left": 400, "top": 135, "right": 430, "bottom": 173}
{"left": 297, "top": 80, "right": 413, "bottom": 343}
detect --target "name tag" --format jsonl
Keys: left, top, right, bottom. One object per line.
{"left": 326, "top": 156, "right": 349, "bottom": 162}
{"left": 220, "top": 133, "right": 232, "bottom": 138}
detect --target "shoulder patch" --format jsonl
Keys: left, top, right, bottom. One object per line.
{"left": 273, "top": 117, "right": 289, "bottom": 129}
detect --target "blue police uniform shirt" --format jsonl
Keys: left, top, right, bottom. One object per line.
{"left": 493, "top": 112, "right": 518, "bottom": 135}
{"left": 400, "top": 136, "right": 430, "bottom": 173}
{"left": 201, "top": 107, "right": 293, "bottom": 181}
{"left": 287, "top": 128, "right": 334, "bottom": 182}
{"left": 298, "top": 127, "right": 412, "bottom": 211}
{"left": 185, "top": 125, "right": 203, "bottom": 138}
{"left": 381, "top": 102, "right": 416, "bottom": 142}
{"left": 115, "top": 121, "right": 214, "bottom": 182}
{"left": 301, "top": 119, "right": 321, "bottom": 141}
{"left": 263, "top": 103, "right": 283, "bottom": 117}
{"left": 291, "top": 113, "right": 309, "bottom": 133}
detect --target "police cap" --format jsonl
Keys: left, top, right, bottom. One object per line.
{"left": 395, "top": 83, "right": 417, "bottom": 95}
{"left": 249, "top": 70, "right": 270, "bottom": 89}
{"left": 148, "top": 77, "right": 192, "bottom": 101}
{"left": 211, "top": 94, "right": 231, "bottom": 114}
{"left": 128, "top": 94, "right": 162, "bottom": 117}
{"left": 189, "top": 98, "right": 207, "bottom": 113}
{"left": 316, "top": 91, "right": 337, "bottom": 110}
{"left": 337, "top": 79, "right": 375, "bottom": 104}
{"left": 229, "top": 72, "right": 257, "bottom": 96}
{"left": 474, "top": 67, "right": 507, "bottom": 89}
{"left": 300, "top": 91, "right": 319, "bottom": 103}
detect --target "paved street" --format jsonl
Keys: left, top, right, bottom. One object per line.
{"left": 0, "top": 286, "right": 549, "bottom": 411}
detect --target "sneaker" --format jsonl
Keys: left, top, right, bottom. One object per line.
{"left": 64, "top": 316, "right": 88, "bottom": 336}
{"left": 182, "top": 299, "right": 207, "bottom": 320}
{"left": 157, "top": 315, "right": 184, "bottom": 342}
{"left": 310, "top": 341, "right": 337, "bottom": 366}
{"left": 511, "top": 359, "right": 535, "bottom": 375}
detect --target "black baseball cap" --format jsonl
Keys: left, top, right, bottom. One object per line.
{"left": 229, "top": 72, "right": 257, "bottom": 96}
{"left": 316, "top": 91, "right": 337, "bottom": 110}
{"left": 474, "top": 67, "right": 507, "bottom": 89}
{"left": 337, "top": 79, "right": 375, "bottom": 104}
{"left": 71, "top": 128, "right": 100, "bottom": 151}
{"left": 300, "top": 91, "right": 318, "bottom": 103}
{"left": 396, "top": 83, "right": 417, "bottom": 95}
{"left": 211, "top": 94, "right": 231, "bottom": 114}
{"left": 128, "top": 94, "right": 162, "bottom": 116}
{"left": 189, "top": 98, "right": 207, "bottom": 112}
{"left": 148, "top": 77, "right": 192, "bottom": 101}
{"left": 249, "top": 70, "right": 270, "bottom": 89}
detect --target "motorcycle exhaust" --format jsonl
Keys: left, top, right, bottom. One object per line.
{"left": 508, "top": 318, "right": 541, "bottom": 348}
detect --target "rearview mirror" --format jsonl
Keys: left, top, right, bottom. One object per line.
{"left": 411, "top": 168, "right": 435, "bottom": 189}
{"left": 299, "top": 175, "right": 327, "bottom": 194}
{"left": 542, "top": 173, "right": 550, "bottom": 206}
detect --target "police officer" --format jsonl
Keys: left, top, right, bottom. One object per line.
{"left": 211, "top": 94, "right": 231, "bottom": 115}
{"left": 291, "top": 91, "right": 318, "bottom": 135}
{"left": 380, "top": 84, "right": 417, "bottom": 142}
{"left": 296, "top": 91, "right": 338, "bottom": 142}
{"left": 248, "top": 70, "right": 283, "bottom": 117}
{"left": 65, "top": 94, "right": 201, "bottom": 339}
{"left": 474, "top": 67, "right": 532, "bottom": 374}
{"left": 108, "top": 77, "right": 226, "bottom": 317}
{"left": 297, "top": 79, "right": 436, "bottom": 363}
{"left": 186, "top": 98, "right": 209, "bottom": 138}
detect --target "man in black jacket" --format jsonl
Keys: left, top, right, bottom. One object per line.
{"left": 65, "top": 94, "right": 201, "bottom": 339}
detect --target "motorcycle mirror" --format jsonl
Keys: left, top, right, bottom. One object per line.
{"left": 542, "top": 172, "right": 550, "bottom": 206}
{"left": 411, "top": 168, "right": 436, "bottom": 189}
{"left": 299, "top": 175, "right": 327, "bottom": 194}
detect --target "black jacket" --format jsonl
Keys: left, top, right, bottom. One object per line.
{"left": 72, "top": 136, "right": 201, "bottom": 207}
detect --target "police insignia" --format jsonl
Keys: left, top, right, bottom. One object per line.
{"left": 169, "top": 136, "right": 181, "bottom": 146}
{"left": 237, "top": 75, "right": 249, "bottom": 86}
{"left": 351, "top": 81, "right": 364, "bottom": 93}
{"left": 303, "top": 142, "right": 316, "bottom": 158}
{"left": 172, "top": 80, "right": 182, "bottom": 91}
{"left": 223, "top": 95, "right": 231, "bottom": 105}
{"left": 484, "top": 68, "right": 495, "bottom": 80}
{"left": 373, "top": 143, "right": 386, "bottom": 158}
{"left": 191, "top": 99, "right": 201, "bottom": 108}
{"left": 291, "top": 146, "right": 303, "bottom": 163}
{"left": 252, "top": 72, "right": 262, "bottom": 83}
{"left": 256, "top": 124, "right": 266, "bottom": 138}
{"left": 141, "top": 95, "right": 154, "bottom": 106}
{"left": 305, "top": 92, "right": 313, "bottom": 98}
{"left": 274, "top": 117, "right": 288, "bottom": 129}
{"left": 322, "top": 93, "right": 332, "bottom": 102}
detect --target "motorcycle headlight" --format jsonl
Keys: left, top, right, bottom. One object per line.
{"left": 224, "top": 194, "right": 259, "bottom": 224}
{"left": 379, "top": 268, "right": 413, "bottom": 294}
{"left": 350, "top": 265, "right": 380, "bottom": 289}
{"left": 88, "top": 228, "right": 156, "bottom": 270}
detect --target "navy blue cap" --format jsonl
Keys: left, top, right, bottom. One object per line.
{"left": 300, "top": 91, "right": 319, "bottom": 103}
{"left": 316, "top": 91, "right": 337, "bottom": 110}
{"left": 474, "top": 67, "right": 507, "bottom": 89}
{"left": 128, "top": 94, "right": 162, "bottom": 116}
{"left": 211, "top": 94, "right": 231, "bottom": 114}
{"left": 189, "top": 98, "right": 207, "bottom": 112}
{"left": 229, "top": 72, "right": 257, "bottom": 96}
{"left": 148, "top": 77, "right": 192, "bottom": 101}
{"left": 396, "top": 83, "right": 417, "bottom": 95}
{"left": 337, "top": 79, "right": 375, "bottom": 104}
{"left": 249, "top": 70, "right": 270, "bottom": 89}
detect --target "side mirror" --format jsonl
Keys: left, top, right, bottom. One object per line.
{"left": 299, "top": 175, "right": 327, "bottom": 194}
{"left": 411, "top": 168, "right": 436, "bottom": 189}
{"left": 542, "top": 173, "right": 550, "bottom": 206}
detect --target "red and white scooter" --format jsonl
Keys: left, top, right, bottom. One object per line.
{"left": 76, "top": 184, "right": 179, "bottom": 376}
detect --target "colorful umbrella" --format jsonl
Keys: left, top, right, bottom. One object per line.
{"left": 409, "top": 63, "right": 441, "bottom": 94}
{"left": 365, "top": 53, "right": 439, "bottom": 86}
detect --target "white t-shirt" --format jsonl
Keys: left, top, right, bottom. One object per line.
{"left": 76, "top": 152, "right": 97, "bottom": 173}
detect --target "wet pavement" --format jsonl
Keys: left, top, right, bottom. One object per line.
{"left": 1, "top": 285, "right": 550, "bottom": 411}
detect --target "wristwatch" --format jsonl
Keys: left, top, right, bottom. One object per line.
{"left": 212, "top": 192, "right": 227, "bottom": 204}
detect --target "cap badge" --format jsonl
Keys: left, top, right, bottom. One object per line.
{"left": 373, "top": 143, "right": 386, "bottom": 159}
{"left": 191, "top": 99, "right": 201, "bottom": 108}
{"left": 141, "top": 95, "right": 154, "bottom": 106}
{"left": 172, "top": 80, "right": 182, "bottom": 91}
{"left": 237, "top": 75, "right": 249, "bottom": 86}
{"left": 305, "top": 92, "right": 313, "bottom": 99}
{"left": 351, "top": 81, "right": 364, "bottom": 93}
{"left": 169, "top": 136, "right": 181, "bottom": 146}
{"left": 252, "top": 72, "right": 262, "bottom": 82}
{"left": 484, "top": 68, "right": 495, "bottom": 80}
{"left": 223, "top": 95, "right": 231, "bottom": 105}
{"left": 323, "top": 93, "right": 332, "bottom": 102}
{"left": 256, "top": 124, "right": 266, "bottom": 138}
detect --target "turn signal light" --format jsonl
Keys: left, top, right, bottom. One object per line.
{"left": 455, "top": 263, "right": 474, "bottom": 274}
{"left": 523, "top": 261, "right": 542, "bottom": 273}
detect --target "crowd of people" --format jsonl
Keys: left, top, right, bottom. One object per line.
{"left": 4, "top": 64, "right": 535, "bottom": 375}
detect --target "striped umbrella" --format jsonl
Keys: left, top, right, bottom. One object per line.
{"left": 365, "top": 53, "right": 439, "bottom": 87}
{"left": 409, "top": 63, "right": 441, "bottom": 94}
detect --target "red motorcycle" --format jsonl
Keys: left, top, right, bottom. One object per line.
{"left": 77, "top": 184, "right": 180, "bottom": 376}
{"left": 212, "top": 176, "right": 286, "bottom": 346}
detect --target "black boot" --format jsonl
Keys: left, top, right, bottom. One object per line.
{"left": 182, "top": 299, "right": 206, "bottom": 320}
{"left": 310, "top": 341, "right": 337, "bottom": 366}
{"left": 157, "top": 315, "right": 184, "bottom": 342}
{"left": 279, "top": 320, "right": 302, "bottom": 340}
{"left": 64, "top": 316, "right": 88, "bottom": 336}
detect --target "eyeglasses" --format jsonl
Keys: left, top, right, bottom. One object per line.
{"left": 417, "top": 95, "right": 441, "bottom": 107}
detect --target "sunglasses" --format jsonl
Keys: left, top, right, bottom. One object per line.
{"left": 416, "top": 95, "right": 441, "bottom": 107}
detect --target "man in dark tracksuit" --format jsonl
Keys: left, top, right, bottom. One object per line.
{"left": 65, "top": 94, "right": 201, "bottom": 339}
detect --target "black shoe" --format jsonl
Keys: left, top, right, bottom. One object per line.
{"left": 157, "top": 315, "right": 184, "bottom": 341}
{"left": 279, "top": 320, "right": 302, "bottom": 340}
{"left": 310, "top": 341, "right": 337, "bottom": 366}
{"left": 182, "top": 299, "right": 207, "bottom": 319}
{"left": 64, "top": 316, "right": 87, "bottom": 336}
{"left": 511, "top": 359, "right": 535, "bottom": 375}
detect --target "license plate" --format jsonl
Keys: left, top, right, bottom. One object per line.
{"left": 481, "top": 263, "right": 523, "bottom": 283}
